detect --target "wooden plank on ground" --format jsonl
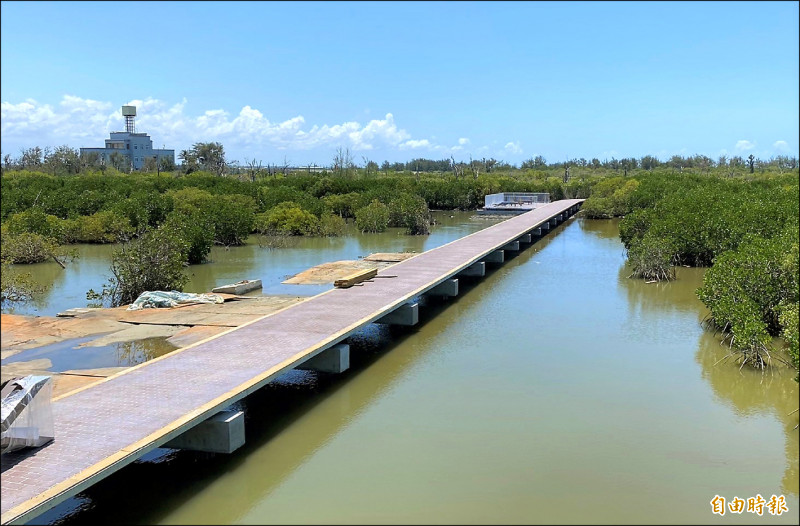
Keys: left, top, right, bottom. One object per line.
{"left": 333, "top": 268, "right": 378, "bottom": 288}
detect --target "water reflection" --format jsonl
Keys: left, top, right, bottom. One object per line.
{"left": 618, "top": 264, "right": 710, "bottom": 323}
{"left": 2, "top": 336, "right": 177, "bottom": 371}
{"left": 615, "top": 229, "right": 798, "bottom": 498}
{"left": 579, "top": 216, "right": 623, "bottom": 239}
{"left": 695, "top": 329, "right": 799, "bottom": 496}
{"left": 113, "top": 338, "right": 178, "bottom": 367}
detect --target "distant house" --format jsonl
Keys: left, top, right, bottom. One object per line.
{"left": 80, "top": 105, "right": 174, "bottom": 171}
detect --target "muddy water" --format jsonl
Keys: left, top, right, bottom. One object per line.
{"left": 13, "top": 217, "right": 800, "bottom": 524}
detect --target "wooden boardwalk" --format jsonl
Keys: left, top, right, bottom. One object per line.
{"left": 0, "top": 199, "right": 583, "bottom": 525}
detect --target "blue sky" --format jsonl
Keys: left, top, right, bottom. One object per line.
{"left": 1, "top": 1, "right": 798, "bottom": 166}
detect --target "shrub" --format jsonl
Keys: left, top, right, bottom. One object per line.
{"left": 777, "top": 302, "right": 799, "bottom": 380}
{"left": 625, "top": 233, "right": 676, "bottom": 281}
{"left": 112, "top": 191, "right": 174, "bottom": 231}
{"left": 618, "top": 209, "right": 652, "bottom": 249}
{"left": 581, "top": 177, "right": 639, "bottom": 218}
{"left": 106, "top": 225, "right": 189, "bottom": 306}
{"left": 388, "top": 193, "right": 431, "bottom": 235}
{"left": 317, "top": 213, "right": 346, "bottom": 237}
{"left": 168, "top": 187, "right": 215, "bottom": 213}
{"left": 208, "top": 194, "right": 256, "bottom": 245}
{"left": 0, "top": 260, "right": 44, "bottom": 303}
{"left": 258, "top": 186, "right": 323, "bottom": 215}
{"left": 72, "top": 210, "right": 133, "bottom": 243}
{"left": 581, "top": 196, "right": 614, "bottom": 219}
{"left": 696, "top": 227, "right": 799, "bottom": 368}
{"left": 5, "top": 208, "right": 65, "bottom": 240}
{"left": 355, "top": 200, "right": 390, "bottom": 233}
{"left": 255, "top": 202, "right": 319, "bottom": 236}
{"left": 322, "top": 192, "right": 362, "bottom": 218}
{"left": 0, "top": 230, "right": 62, "bottom": 264}
{"left": 162, "top": 209, "right": 215, "bottom": 264}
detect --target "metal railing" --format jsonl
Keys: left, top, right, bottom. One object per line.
{"left": 484, "top": 192, "right": 550, "bottom": 208}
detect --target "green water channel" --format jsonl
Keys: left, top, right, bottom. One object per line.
{"left": 8, "top": 214, "right": 800, "bottom": 524}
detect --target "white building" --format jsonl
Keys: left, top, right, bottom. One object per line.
{"left": 80, "top": 105, "right": 174, "bottom": 171}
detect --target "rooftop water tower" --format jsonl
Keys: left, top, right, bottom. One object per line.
{"left": 121, "top": 105, "right": 136, "bottom": 133}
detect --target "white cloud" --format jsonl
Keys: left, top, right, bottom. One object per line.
{"left": 400, "top": 139, "right": 431, "bottom": 149}
{"left": 735, "top": 140, "right": 755, "bottom": 151}
{"left": 504, "top": 141, "right": 522, "bottom": 155}
{"left": 450, "top": 137, "right": 472, "bottom": 151}
{"left": 0, "top": 96, "right": 431, "bottom": 160}
{"left": 773, "top": 140, "right": 789, "bottom": 152}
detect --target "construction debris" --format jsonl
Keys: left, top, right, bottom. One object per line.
{"left": 334, "top": 268, "right": 378, "bottom": 288}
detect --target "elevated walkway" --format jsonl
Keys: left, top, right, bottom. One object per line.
{"left": 1, "top": 199, "right": 583, "bottom": 524}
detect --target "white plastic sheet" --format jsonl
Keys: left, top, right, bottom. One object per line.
{"left": 1, "top": 375, "right": 55, "bottom": 454}
{"left": 127, "top": 290, "right": 224, "bottom": 311}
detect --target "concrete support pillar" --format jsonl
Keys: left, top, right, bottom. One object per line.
{"left": 531, "top": 227, "right": 542, "bottom": 236}
{"left": 502, "top": 241, "right": 520, "bottom": 251}
{"left": 165, "top": 408, "right": 245, "bottom": 454}
{"left": 550, "top": 217, "right": 558, "bottom": 226}
{"left": 540, "top": 222, "right": 550, "bottom": 232}
{"left": 483, "top": 250, "right": 504, "bottom": 263}
{"left": 428, "top": 278, "right": 458, "bottom": 297}
{"left": 297, "top": 343, "right": 350, "bottom": 373}
{"left": 376, "top": 302, "right": 419, "bottom": 326}
{"left": 458, "top": 261, "right": 486, "bottom": 277}
{"left": 518, "top": 233, "right": 532, "bottom": 243}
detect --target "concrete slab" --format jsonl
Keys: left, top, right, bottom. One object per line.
{"left": 483, "top": 250, "right": 504, "bottom": 264}
{"left": 376, "top": 303, "right": 419, "bottom": 326}
{"left": 502, "top": 241, "right": 520, "bottom": 251}
{"left": 427, "top": 279, "right": 459, "bottom": 298}
{"left": 458, "top": 261, "right": 486, "bottom": 277}
{"left": 164, "top": 408, "right": 245, "bottom": 454}
{"left": 296, "top": 343, "right": 350, "bottom": 373}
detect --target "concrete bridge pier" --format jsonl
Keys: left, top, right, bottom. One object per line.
{"left": 518, "top": 233, "right": 532, "bottom": 244}
{"left": 427, "top": 278, "right": 459, "bottom": 298}
{"left": 483, "top": 250, "right": 504, "bottom": 264}
{"left": 165, "top": 407, "right": 245, "bottom": 454}
{"left": 297, "top": 343, "right": 351, "bottom": 373}
{"left": 458, "top": 261, "right": 486, "bottom": 278}
{"left": 376, "top": 302, "right": 419, "bottom": 326}
{"left": 530, "top": 227, "right": 542, "bottom": 236}
{"left": 540, "top": 222, "right": 550, "bottom": 232}
{"left": 502, "top": 241, "right": 520, "bottom": 252}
